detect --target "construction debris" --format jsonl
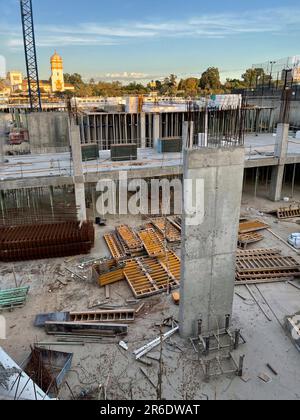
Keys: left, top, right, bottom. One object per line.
{"left": 237, "top": 232, "right": 264, "bottom": 249}
{"left": 133, "top": 324, "right": 179, "bottom": 360}
{"left": 45, "top": 321, "right": 128, "bottom": 336}
{"left": 286, "top": 311, "right": 300, "bottom": 351}
{"left": 172, "top": 291, "right": 180, "bottom": 305}
{"left": 119, "top": 341, "right": 129, "bottom": 351}
{"left": 258, "top": 372, "right": 272, "bottom": 383}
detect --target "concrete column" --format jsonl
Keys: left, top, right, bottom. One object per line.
{"left": 140, "top": 112, "right": 146, "bottom": 148}
{"left": 153, "top": 113, "right": 160, "bottom": 150}
{"left": 269, "top": 123, "right": 289, "bottom": 201}
{"left": 182, "top": 122, "right": 189, "bottom": 148}
{"left": 179, "top": 147, "right": 244, "bottom": 337}
{"left": 69, "top": 120, "right": 87, "bottom": 222}
{"left": 0, "top": 116, "right": 5, "bottom": 164}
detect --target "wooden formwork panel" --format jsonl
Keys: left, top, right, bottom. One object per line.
{"left": 239, "top": 220, "right": 270, "bottom": 234}
{"left": 159, "top": 251, "right": 181, "bottom": 282}
{"left": 139, "top": 256, "right": 179, "bottom": 291}
{"left": 150, "top": 218, "right": 181, "bottom": 243}
{"left": 116, "top": 225, "right": 143, "bottom": 253}
{"left": 236, "top": 269, "right": 300, "bottom": 281}
{"left": 236, "top": 248, "right": 281, "bottom": 258}
{"left": 236, "top": 255, "right": 300, "bottom": 273}
{"left": 104, "top": 233, "right": 126, "bottom": 260}
{"left": 144, "top": 223, "right": 164, "bottom": 242}
{"left": 98, "top": 268, "right": 125, "bottom": 286}
{"left": 124, "top": 260, "right": 158, "bottom": 298}
{"left": 277, "top": 206, "right": 300, "bottom": 219}
{"left": 138, "top": 228, "right": 165, "bottom": 257}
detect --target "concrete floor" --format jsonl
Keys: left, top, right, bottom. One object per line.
{"left": 1, "top": 134, "right": 300, "bottom": 181}
{"left": 0, "top": 196, "right": 300, "bottom": 400}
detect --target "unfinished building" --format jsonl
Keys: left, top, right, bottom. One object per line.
{"left": 0, "top": 92, "right": 300, "bottom": 401}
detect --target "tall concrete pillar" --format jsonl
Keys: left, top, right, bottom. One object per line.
{"left": 153, "top": 113, "right": 160, "bottom": 150}
{"left": 140, "top": 112, "right": 146, "bottom": 148}
{"left": 179, "top": 147, "right": 244, "bottom": 337}
{"left": 269, "top": 123, "right": 289, "bottom": 201}
{"left": 0, "top": 116, "right": 5, "bottom": 164}
{"left": 69, "top": 120, "right": 87, "bottom": 222}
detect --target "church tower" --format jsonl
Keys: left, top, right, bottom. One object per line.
{"left": 51, "top": 51, "right": 65, "bottom": 92}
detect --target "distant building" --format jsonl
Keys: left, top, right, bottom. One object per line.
{"left": 51, "top": 51, "right": 65, "bottom": 92}
{"left": 3, "top": 51, "right": 75, "bottom": 97}
{"left": 7, "top": 71, "right": 23, "bottom": 92}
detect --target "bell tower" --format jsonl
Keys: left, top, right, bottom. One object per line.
{"left": 51, "top": 51, "right": 65, "bottom": 92}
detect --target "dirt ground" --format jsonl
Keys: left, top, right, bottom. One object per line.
{"left": 1, "top": 194, "right": 300, "bottom": 400}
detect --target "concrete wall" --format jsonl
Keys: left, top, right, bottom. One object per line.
{"left": 27, "top": 112, "right": 70, "bottom": 154}
{"left": 179, "top": 147, "right": 244, "bottom": 337}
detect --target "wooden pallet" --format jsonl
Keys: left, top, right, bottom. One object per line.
{"left": 151, "top": 218, "right": 181, "bottom": 243}
{"left": 237, "top": 232, "right": 264, "bottom": 249}
{"left": 69, "top": 309, "right": 135, "bottom": 323}
{"left": 239, "top": 220, "right": 270, "bottom": 234}
{"left": 104, "top": 233, "right": 126, "bottom": 260}
{"left": 0, "top": 286, "right": 30, "bottom": 311}
{"left": 138, "top": 228, "right": 165, "bottom": 257}
{"left": 277, "top": 206, "right": 300, "bottom": 219}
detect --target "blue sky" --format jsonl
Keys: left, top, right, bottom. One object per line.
{"left": 1, "top": 0, "right": 300, "bottom": 83}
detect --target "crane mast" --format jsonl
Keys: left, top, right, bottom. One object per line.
{"left": 20, "top": 0, "right": 42, "bottom": 111}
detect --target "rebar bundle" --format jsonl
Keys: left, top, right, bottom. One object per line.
{"left": 0, "top": 221, "right": 94, "bottom": 261}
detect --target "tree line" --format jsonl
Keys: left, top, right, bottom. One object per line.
{"left": 0, "top": 66, "right": 283, "bottom": 98}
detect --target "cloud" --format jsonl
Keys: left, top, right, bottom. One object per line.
{"left": 2, "top": 6, "right": 300, "bottom": 49}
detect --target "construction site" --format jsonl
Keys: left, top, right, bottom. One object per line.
{"left": 1, "top": 0, "right": 300, "bottom": 403}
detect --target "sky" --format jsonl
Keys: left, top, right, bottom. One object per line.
{"left": 1, "top": 0, "right": 300, "bottom": 83}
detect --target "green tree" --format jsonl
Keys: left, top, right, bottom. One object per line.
{"left": 123, "top": 82, "right": 149, "bottom": 94}
{"left": 199, "top": 67, "right": 221, "bottom": 92}
{"left": 178, "top": 77, "right": 199, "bottom": 97}
{"left": 160, "top": 74, "right": 178, "bottom": 95}
{"left": 223, "top": 78, "right": 246, "bottom": 92}
{"left": 242, "top": 68, "right": 265, "bottom": 88}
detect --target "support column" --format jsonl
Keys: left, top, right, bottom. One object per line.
{"left": 69, "top": 120, "right": 87, "bottom": 222}
{"left": 153, "top": 113, "right": 160, "bottom": 150}
{"left": 179, "top": 147, "right": 244, "bottom": 337}
{"left": 140, "top": 112, "right": 146, "bottom": 148}
{"left": 269, "top": 123, "right": 289, "bottom": 201}
{"left": 0, "top": 116, "right": 5, "bottom": 164}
